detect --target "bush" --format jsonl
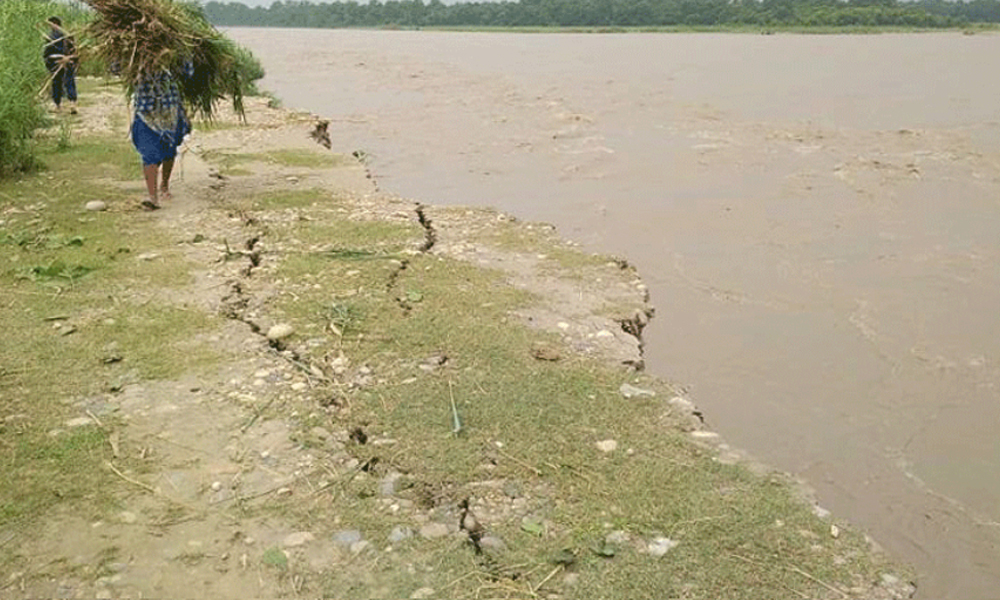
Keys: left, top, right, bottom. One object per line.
{"left": 0, "top": 0, "right": 55, "bottom": 177}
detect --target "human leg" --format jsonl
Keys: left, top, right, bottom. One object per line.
{"left": 65, "top": 66, "right": 78, "bottom": 114}
{"left": 51, "top": 69, "right": 64, "bottom": 109}
{"left": 160, "top": 158, "right": 174, "bottom": 199}
{"left": 142, "top": 163, "right": 160, "bottom": 209}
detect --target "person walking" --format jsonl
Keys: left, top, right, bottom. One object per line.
{"left": 130, "top": 64, "right": 192, "bottom": 210}
{"left": 42, "top": 16, "right": 78, "bottom": 115}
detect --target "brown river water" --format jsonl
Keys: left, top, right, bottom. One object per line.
{"left": 225, "top": 28, "right": 1000, "bottom": 599}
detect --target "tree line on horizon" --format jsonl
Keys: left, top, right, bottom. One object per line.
{"left": 202, "top": 0, "right": 1000, "bottom": 29}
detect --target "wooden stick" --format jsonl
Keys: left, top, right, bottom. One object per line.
{"left": 531, "top": 565, "right": 562, "bottom": 594}
{"left": 106, "top": 460, "right": 157, "bottom": 494}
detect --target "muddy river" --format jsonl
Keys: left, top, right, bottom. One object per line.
{"left": 226, "top": 28, "right": 1000, "bottom": 599}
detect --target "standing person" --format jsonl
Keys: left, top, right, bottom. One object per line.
{"left": 42, "top": 16, "right": 78, "bottom": 115}
{"left": 130, "top": 65, "right": 191, "bottom": 210}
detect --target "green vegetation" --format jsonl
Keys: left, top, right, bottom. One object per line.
{"left": 242, "top": 192, "right": 900, "bottom": 599}
{"left": 0, "top": 0, "right": 265, "bottom": 181}
{"left": 204, "top": 0, "right": 1000, "bottom": 30}
{"left": 0, "top": 1, "right": 54, "bottom": 176}
{"left": 0, "top": 126, "right": 222, "bottom": 534}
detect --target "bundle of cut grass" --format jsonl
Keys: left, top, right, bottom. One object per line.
{"left": 83, "top": 0, "right": 244, "bottom": 120}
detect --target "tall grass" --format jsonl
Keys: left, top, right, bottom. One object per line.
{"left": 0, "top": 0, "right": 54, "bottom": 177}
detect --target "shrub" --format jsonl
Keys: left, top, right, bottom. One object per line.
{"left": 0, "top": 0, "right": 54, "bottom": 177}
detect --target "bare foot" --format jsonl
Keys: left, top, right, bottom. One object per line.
{"left": 140, "top": 198, "right": 160, "bottom": 211}
{"left": 160, "top": 189, "right": 172, "bottom": 201}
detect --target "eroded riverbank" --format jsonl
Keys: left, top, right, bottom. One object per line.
{"left": 225, "top": 28, "right": 1000, "bottom": 599}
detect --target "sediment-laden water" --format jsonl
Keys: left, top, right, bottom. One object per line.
{"left": 226, "top": 28, "right": 1000, "bottom": 599}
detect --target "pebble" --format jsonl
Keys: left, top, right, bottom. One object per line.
{"left": 211, "top": 481, "right": 223, "bottom": 492}
{"left": 64, "top": 417, "right": 93, "bottom": 428}
{"left": 479, "top": 535, "right": 507, "bottom": 552}
{"left": 333, "top": 530, "right": 362, "bottom": 547}
{"left": 595, "top": 439, "right": 618, "bottom": 453}
{"left": 605, "top": 530, "right": 629, "bottom": 545}
{"left": 647, "top": 537, "right": 679, "bottom": 557}
{"left": 266, "top": 323, "right": 295, "bottom": 341}
{"left": 119, "top": 511, "right": 137, "bottom": 524}
{"left": 619, "top": 383, "right": 656, "bottom": 399}
{"left": 291, "top": 382, "right": 307, "bottom": 391}
{"left": 85, "top": 200, "right": 107, "bottom": 211}
{"left": 419, "top": 522, "right": 451, "bottom": 539}
{"left": 410, "top": 588, "right": 435, "bottom": 599}
{"left": 388, "top": 526, "right": 414, "bottom": 544}
{"left": 283, "top": 532, "right": 315, "bottom": 547}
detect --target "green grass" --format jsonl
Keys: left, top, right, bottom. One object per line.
{"left": 0, "top": 129, "right": 223, "bottom": 545}
{"left": 201, "top": 148, "right": 348, "bottom": 172}
{"left": 244, "top": 196, "right": 897, "bottom": 599}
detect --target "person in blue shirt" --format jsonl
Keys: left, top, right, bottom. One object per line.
{"left": 42, "top": 16, "right": 78, "bottom": 115}
{"left": 130, "top": 63, "right": 193, "bottom": 210}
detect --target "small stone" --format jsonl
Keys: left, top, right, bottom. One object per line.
{"left": 275, "top": 487, "right": 292, "bottom": 497}
{"left": 380, "top": 472, "right": 401, "bottom": 497}
{"left": 595, "top": 439, "right": 618, "bottom": 453}
{"left": 309, "top": 427, "right": 330, "bottom": 442}
{"left": 502, "top": 481, "right": 522, "bottom": 498}
{"left": 283, "top": 532, "right": 315, "bottom": 547}
{"left": 419, "top": 522, "right": 451, "bottom": 539}
{"left": 64, "top": 417, "right": 93, "bottom": 428}
{"left": 479, "top": 535, "right": 506, "bottom": 552}
{"left": 619, "top": 383, "right": 655, "bottom": 399}
{"left": 647, "top": 537, "right": 678, "bottom": 557}
{"left": 119, "top": 511, "right": 137, "bottom": 524}
{"left": 410, "top": 587, "right": 435, "bottom": 599}
{"left": 253, "top": 369, "right": 270, "bottom": 378}
{"left": 595, "top": 329, "right": 615, "bottom": 338}
{"left": 266, "top": 323, "right": 295, "bottom": 341}
{"left": 668, "top": 396, "right": 695, "bottom": 411}
{"left": 333, "top": 530, "right": 362, "bottom": 547}
{"left": 211, "top": 481, "right": 223, "bottom": 492}
{"left": 388, "top": 526, "right": 414, "bottom": 543}
{"left": 556, "top": 322, "right": 570, "bottom": 330}
{"left": 880, "top": 573, "right": 900, "bottom": 586}
{"left": 531, "top": 343, "right": 561, "bottom": 361}
{"left": 291, "top": 382, "right": 307, "bottom": 391}
{"left": 605, "top": 530, "right": 629, "bottom": 545}
{"left": 830, "top": 524, "right": 840, "bottom": 538}
{"left": 136, "top": 252, "right": 160, "bottom": 261}
{"left": 85, "top": 200, "right": 107, "bottom": 212}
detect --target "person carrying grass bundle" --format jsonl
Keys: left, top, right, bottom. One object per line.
{"left": 83, "top": 0, "right": 255, "bottom": 209}
{"left": 42, "top": 16, "right": 78, "bottom": 115}
{"left": 131, "top": 62, "right": 193, "bottom": 210}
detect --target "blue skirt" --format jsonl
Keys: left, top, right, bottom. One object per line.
{"left": 131, "top": 116, "right": 189, "bottom": 166}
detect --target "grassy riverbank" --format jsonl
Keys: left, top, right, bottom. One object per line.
{"left": 0, "top": 79, "right": 915, "bottom": 599}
